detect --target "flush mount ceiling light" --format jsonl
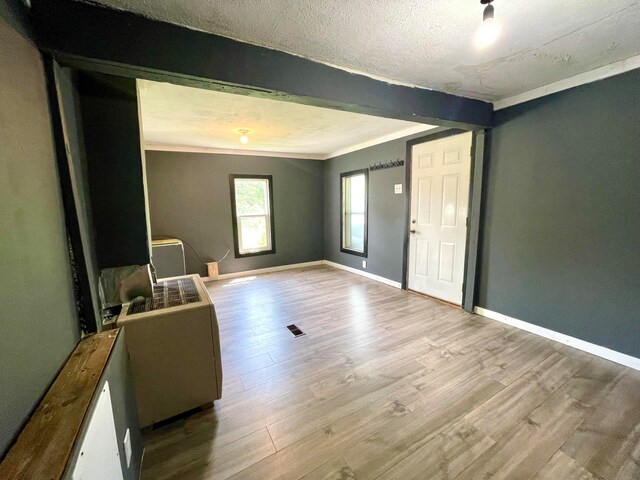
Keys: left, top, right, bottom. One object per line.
{"left": 238, "top": 129, "right": 250, "bottom": 144}
{"left": 476, "top": 0, "right": 500, "bottom": 48}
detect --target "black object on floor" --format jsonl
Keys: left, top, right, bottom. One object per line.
{"left": 286, "top": 324, "right": 305, "bottom": 337}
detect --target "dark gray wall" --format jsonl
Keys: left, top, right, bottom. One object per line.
{"left": 0, "top": 16, "right": 80, "bottom": 456}
{"left": 145, "top": 151, "right": 324, "bottom": 276}
{"left": 477, "top": 68, "right": 640, "bottom": 358}
{"left": 104, "top": 330, "right": 142, "bottom": 480}
{"left": 77, "top": 71, "right": 150, "bottom": 269}
{"left": 323, "top": 132, "right": 427, "bottom": 282}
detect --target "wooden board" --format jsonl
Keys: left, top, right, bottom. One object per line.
{"left": 0, "top": 329, "right": 119, "bottom": 479}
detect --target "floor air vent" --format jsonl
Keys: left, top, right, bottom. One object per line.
{"left": 286, "top": 324, "right": 305, "bottom": 337}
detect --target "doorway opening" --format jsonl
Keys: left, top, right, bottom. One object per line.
{"left": 404, "top": 131, "right": 474, "bottom": 306}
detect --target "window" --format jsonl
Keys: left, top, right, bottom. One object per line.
{"left": 340, "top": 169, "right": 368, "bottom": 257}
{"left": 229, "top": 175, "right": 275, "bottom": 257}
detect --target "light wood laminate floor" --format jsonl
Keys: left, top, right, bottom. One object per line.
{"left": 140, "top": 266, "right": 640, "bottom": 480}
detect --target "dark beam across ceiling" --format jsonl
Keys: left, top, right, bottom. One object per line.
{"left": 1, "top": 0, "right": 34, "bottom": 42}
{"left": 31, "top": 0, "right": 493, "bottom": 129}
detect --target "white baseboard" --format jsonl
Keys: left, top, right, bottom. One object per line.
{"left": 202, "top": 260, "right": 323, "bottom": 282}
{"left": 474, "top": 307, "right": 640, "bottom": 371}
{"left": 203, "top": 258, "right": 402, "bottom": 289}
{"left": 321, "top": 260, "right": 402, "bottom": 289}
{"left": 203, "top": 261, "right": 640, "bottom": 370}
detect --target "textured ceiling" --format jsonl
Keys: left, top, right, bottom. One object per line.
{"left": 82, "top": 0, "right": 640, "bottom": 101}
{"left": 138, "top": 80, "right": 431, "bottom": 158}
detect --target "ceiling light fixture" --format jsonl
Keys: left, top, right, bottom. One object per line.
{"left": 238, "top": 129, "right": 250, "bottom": 144}
{"left": 476, "top": 0, "right": 500, "bottom": 48}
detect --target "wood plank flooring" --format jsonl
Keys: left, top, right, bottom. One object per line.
{"left": 140, "top": 266, "right": 640, "bottom": 480}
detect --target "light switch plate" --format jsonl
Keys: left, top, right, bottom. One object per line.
{"left": 362, "top": 260, "right": 367, "bottom": 269}
{"left": 394, "top": 184, "right": 403, "bottom": 194}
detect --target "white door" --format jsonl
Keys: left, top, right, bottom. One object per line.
{"left": 407, "top": 132, "right": 472, "bottom": 304}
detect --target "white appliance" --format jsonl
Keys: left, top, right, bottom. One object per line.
{"left": 151, "top": 238, "right": 186, "bottom": 279}
{"left": 116, "top": 274, "right": 222, "bottom": 427}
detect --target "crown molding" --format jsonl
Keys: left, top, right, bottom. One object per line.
{"left": 145, "top": 124, "right": 435, "bottom": 161}
{"left": 325, "top": 124, "right": 435, "bottom": 159}
{"left": 144, "top": 144, "right": 326, "bottom": 160}
{"left": 494, "top": 54, "right": 640, "bottom": 111}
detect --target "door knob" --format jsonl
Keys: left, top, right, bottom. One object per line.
{"left": 409, "top": 229, "right": 416, "bottom": 234}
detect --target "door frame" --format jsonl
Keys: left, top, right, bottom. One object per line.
{"left": 402, "top": 128, "right": 487, "bottom": 312}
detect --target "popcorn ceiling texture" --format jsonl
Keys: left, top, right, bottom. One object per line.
{"left": 82, "top": 0, "right": 640, "bottom": 101}
{"left": 138, "top": 80, "right": 431, "bottom": 157}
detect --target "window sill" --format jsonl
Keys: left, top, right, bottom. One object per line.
{"left": 340, "top": 247, "right": 367, "bottom": 258}
{"left": 235, "top": 249, "right": 276, "bottom": 258}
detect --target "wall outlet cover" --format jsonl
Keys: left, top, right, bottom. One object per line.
{"left": 362, "top": 260, "right": 367, "bottom": 269}
{"left": 394, "top": 184, "right": 403, "bottom": 194}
